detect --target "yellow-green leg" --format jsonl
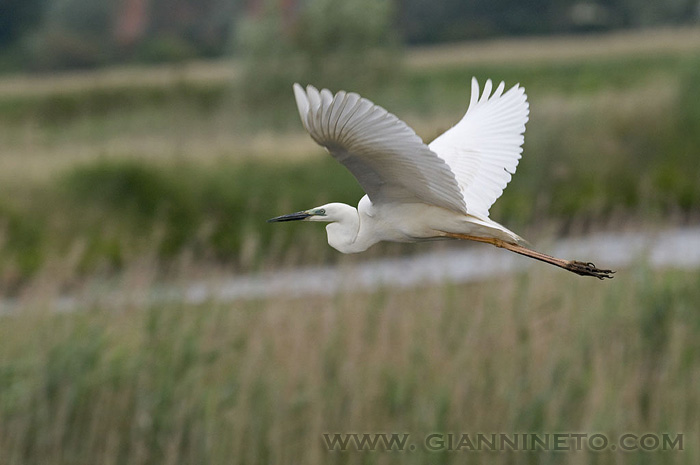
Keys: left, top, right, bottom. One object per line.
{"left": 442, "top": 232, "right": 615, "bottom": 279}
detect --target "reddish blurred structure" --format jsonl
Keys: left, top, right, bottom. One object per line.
{"left": 115, "top": 0, "right": 150, "bottom": 49}
{"left": 113, "top": 0, "right": 300, "bottom": 54}
{"left": 247, "top": 0, "right": 298, "bottom": 16}
{"left": 246, "top": 0, "right": 299, "bottom": 33}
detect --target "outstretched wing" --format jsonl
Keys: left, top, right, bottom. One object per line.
{"left": 429, "top": 78, "right": 529, "bottom": 218}
{"left": 293, "top": 84, "right": 466, "bottom": 214}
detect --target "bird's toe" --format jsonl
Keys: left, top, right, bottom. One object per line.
{"left": 566, "top": 260, "right": 615, "bottom": 279}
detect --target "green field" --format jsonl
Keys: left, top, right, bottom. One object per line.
{"left": 1, "top": 269, "right": 698, "bottom": 464}
{"left": 1, "top": 29, "right": 700, "bottom": 464}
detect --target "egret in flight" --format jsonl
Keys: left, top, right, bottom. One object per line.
{"left": 269, "top": 79, "right": 614, "bottom": 279}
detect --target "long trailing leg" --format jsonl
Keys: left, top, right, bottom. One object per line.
{"left": 442, "top": 232, "right": 615, "bottom": 279}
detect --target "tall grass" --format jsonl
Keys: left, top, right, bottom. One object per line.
{"left": 0, "top": 268, "right": 697, "bottom": 464}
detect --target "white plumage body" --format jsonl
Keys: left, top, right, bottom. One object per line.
{"left": 322, "top": 196, "right": 522, "bottom": 254}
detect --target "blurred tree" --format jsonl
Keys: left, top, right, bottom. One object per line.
{"left": 397, "top": 0, "right": 562, "bottom": 43}
{"left": 144, "top": 0, "right": 239, "bottom": 58}
{"left": 234, "top": 0, "right": 400, "bottom": 107}
{"left": 615, "top": 0, "right": 698, "bottom": 26}
{"left": 0, "top": 0, "right": 47, "bottom": 47}
{"left": 2, "top": 0, "right": 698, "bottom": 72}
{"left": 396, "top": 0, "right": 699, "bottom": 43}
{"left": 24, "top": 0, "right": 117, "bottom": 69}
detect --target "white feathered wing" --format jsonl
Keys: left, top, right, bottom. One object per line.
{"left": 293, "top": 83, "right": 467, "bottom": 214}
{"left": 293, "top": 80, "right": 529, "bottom": 242}
{"left": 429, "top": 77, "right": 529, "bottom": 219}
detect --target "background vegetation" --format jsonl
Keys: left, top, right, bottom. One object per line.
{"left": 0, "top": 41, "right": 699, "bottom": 287}
{"left": 1, "top": 0, "right": 699, "bottom": 71}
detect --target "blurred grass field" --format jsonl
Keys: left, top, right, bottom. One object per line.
{"left": 1, "top": 29, "right": 700, "bottom": 464}
{"left": 1, "top": 269, "right": 698, "bottom": 464}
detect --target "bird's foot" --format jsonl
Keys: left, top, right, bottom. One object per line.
{"left": 565, "top": 261, "right": 615, "bottom": 279}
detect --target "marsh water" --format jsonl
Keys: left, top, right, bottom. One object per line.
{"left": 185, "top": 226, "right": 700, "bottom": 301}
{"left": 12, "top": 225, "right": 694, "bottom": 313}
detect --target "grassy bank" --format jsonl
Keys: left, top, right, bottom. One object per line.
{"left": 0, "top": 268, "right": 697, "bottom": 464}
{"left": 1, "top": 72, "right": 699, "bottom": 286}
{"left": 0, "top": 32, "right": 699, "bottom": 284}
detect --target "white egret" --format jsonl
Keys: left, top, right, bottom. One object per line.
{"left": 269, "top": 79, "right": 614, "bottom": 279}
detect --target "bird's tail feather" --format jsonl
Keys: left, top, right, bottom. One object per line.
{"left": 465, "top": 214, "right": 529, "bottom": 246}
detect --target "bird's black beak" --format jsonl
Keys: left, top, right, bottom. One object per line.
{"left": 267, "top": 211, "right": 312, "bottom": 222}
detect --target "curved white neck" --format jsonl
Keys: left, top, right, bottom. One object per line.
{"left": 325, "top": 204, "right": 364, "bottom": 253}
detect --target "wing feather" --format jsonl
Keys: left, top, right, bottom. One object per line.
{"left": 429, "top": 77, "right": 529, "bottom": 218}
{"left": 293, "top": 83, "right": 466, "bottom": 213}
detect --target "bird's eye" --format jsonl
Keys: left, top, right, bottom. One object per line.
{"left": 317, "top": 209, "right": 326, "bottom": 215}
